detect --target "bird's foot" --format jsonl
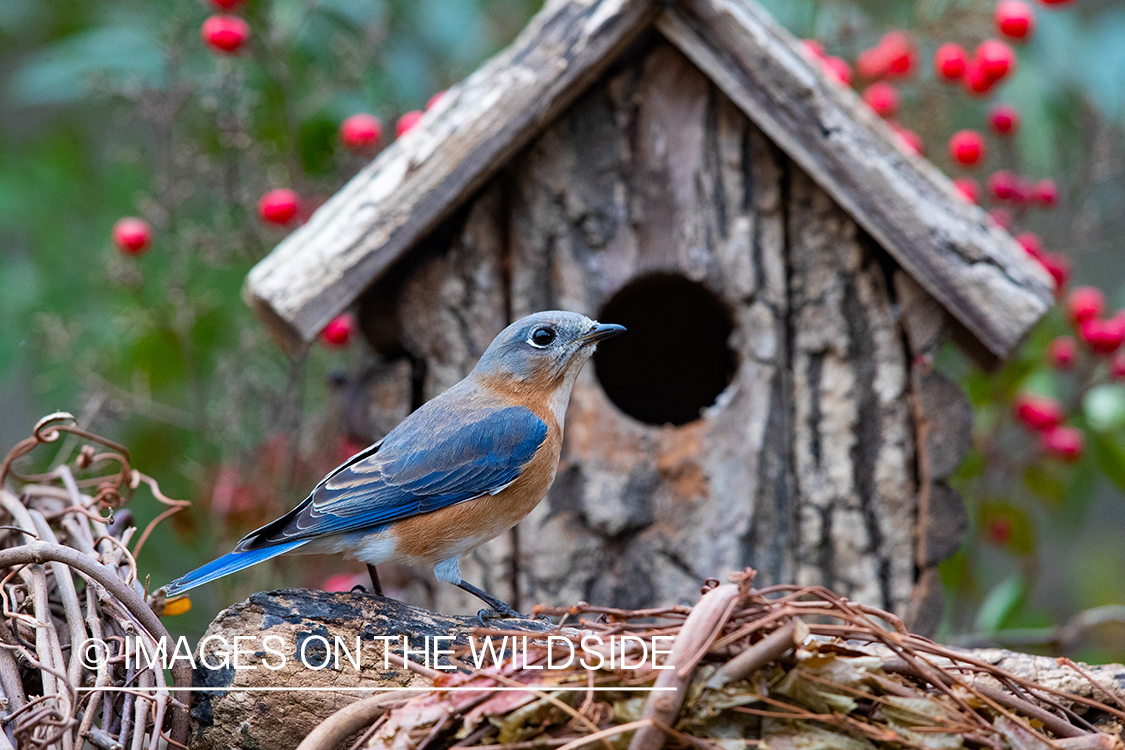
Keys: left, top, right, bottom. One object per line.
{"left": 349, "top": 584, "right": 387, "bottom": 597}
{"left": 475, "top": 607, "right": 554, "bottom": 631}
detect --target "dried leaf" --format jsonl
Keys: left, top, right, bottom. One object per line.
{"left": 761, "top": 719, "right": 878, "bottom": 750}
{"left": 993, "top": 715, "right": 1057, "bottom": 750}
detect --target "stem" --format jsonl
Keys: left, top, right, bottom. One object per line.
{"left": 0, "top": 542, "right": 191, "bottom": 747}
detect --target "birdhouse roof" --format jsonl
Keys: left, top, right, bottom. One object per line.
{"left": 245, "top": 0, "right": 1053, "bottom": 359}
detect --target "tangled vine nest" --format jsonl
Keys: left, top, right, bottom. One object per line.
{"left": 0, "top": 413, "right": 192, "bottom": 750}
{"left": 299, "top": 573, "right": 1125, "bottom": 750}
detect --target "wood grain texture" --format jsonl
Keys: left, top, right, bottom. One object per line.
{"left": 244, "top": 0, "right": 657, "bottom": 351}
{"left": 656, "top": 0, "right": 1053, "bottom": 358}
{"left": 785, "top": 170, "right": 915, "bottom": 615}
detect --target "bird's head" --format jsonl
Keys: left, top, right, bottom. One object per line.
{"left": 472, "top": 311, "right": 625, "bottom": 392}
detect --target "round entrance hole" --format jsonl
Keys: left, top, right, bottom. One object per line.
{"left": 593, "top": 273, "right": 737, "bottom": 426}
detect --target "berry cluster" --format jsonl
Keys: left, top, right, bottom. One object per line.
{"left": 804, "top": 0, "right": 1075, "bottom": 297}
{"left": 1012, "top": 285, "right": 1125, "bottom": 466}
{"left": 111, "top": 6, "right": 451, "bottom": 349}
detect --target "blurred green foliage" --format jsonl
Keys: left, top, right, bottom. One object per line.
{"left": 2, "top": 0, "right": 1125, "bottom": 655}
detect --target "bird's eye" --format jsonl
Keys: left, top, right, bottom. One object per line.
{"left": 529, "top": 327, "right": 556, "bottom": 348}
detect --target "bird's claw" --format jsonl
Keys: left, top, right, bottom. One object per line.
{"left": 475, "top": 608, "right": 554, "bottom": 630}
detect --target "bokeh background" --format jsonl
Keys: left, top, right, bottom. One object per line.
{"left": 2, "top": 0, "right": 1125, "bottom": 658}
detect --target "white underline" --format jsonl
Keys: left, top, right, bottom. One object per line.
{"left": 77, "top": 686, "right": 675, "bottom": 693}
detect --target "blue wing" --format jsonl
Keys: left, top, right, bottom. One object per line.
{"left": 243, "top": 403, "right": 547, "bottom": 546}
{"left": 164, "top": 400, "right": 547, "bottom": 595}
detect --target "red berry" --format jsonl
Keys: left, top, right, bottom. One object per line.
{"left": 989, "top": 104, "right": 1020, "bottom": 136}
{"left": 1033, "top": 178, "right": 1059, "bottom": 208}
{"left": 996, "top": 0, "right": 1036, "bottom": 40}
{"left": 1041, "top": 425, "right": 1084, "bottom": 463}
{"left": 322, "top": 573, "right": 362, "bottom": 592}
{"left": 934, "top": 43, "right": 968, "bottom": 81}
{"left": 1014, "top": 393, "right": 1064, "bottom": 431}
{"left": 862, "top": 82, "right": 900, "bottom": 117}
{"left": 1079, "top": 316, "right": 1125, "bottom": 354}
{"left": 1016, "top": 231, "right": 1043, "bottom": 259}
{"left": 1040, "top": 252, "right": 1070, "bottom": 290}
{"left": 893, "top": 126, "right": 924, "bottom": 156}
{"left": 987, "top": 517, "right": 1014, "bottom": 545}
{"left": 988, "top": 170, "right": 1019, "bottom": 201}
{"left": 882, "top": 32, "right": 917, "bottom": 78}
{"left": 977, "top": 39, "right": 1017, "bottom": 82}
{"left": 989, "top": 208, "right": 1012, "bottom": 229}
{"left": 208, "top": 0, "right": 246, "bottom": 8}
{"left": 953, "top": 177, "right": 980, "bottom": 204}
{"left": 801, "top": 40, "right": 826, "bottom": 59}
{"left": 857, "top": 32, "right": 916, "bottom": 80}
{"left": 395, "top": 110, "right": 424, "bottom": 138}
{"left": 964, "top": 58, "right": 998, "bottom": 96}
{"left": 1040, "top": 0, "right": 1075, "bottom": 5}
{"left": 201, "top": 15, "right": 249, "bottom": 54}
{"left": 340, "top": 113, "right": 383, "bottom": 151}
{"left": 1067, "top": 286, "right": 1105, "bottom": 325}
{"left": 112, "top": 217, "right": 152, "bottom": 256}
{"left": 321, "top": 313, "right": 356, "bottom": 347}
{"left": 1008, "top": 175, "right": 1033, "bottom": 205}
{"left": 335, "top": 435, "right": 368, "bottom": 464}
{"left": 821, "top": 56, "right": 852, "bottom": 86}
{"left": 258, "top": 189, "right": 300, "bottom": 225}
{"left": 857, "top": 46, "right": 890, "bottom": 80}
{"left": 949, "top": 130, "right": 986, "bottom": 167}
{"left": 1110, "top": 352, "right": 1125, "bottom": 380}
{"left": 1047, "top": 336, "right": 1077, "bottom": 369}
{"left": 425, "top": 90, "right": 446, "bottom": 110}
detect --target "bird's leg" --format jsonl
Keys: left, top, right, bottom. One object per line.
{"left": 454, "top": 580, "right": 547, "bottom": 626}
{"left": 367, "top": 564, "right": 384, "bottom": 597}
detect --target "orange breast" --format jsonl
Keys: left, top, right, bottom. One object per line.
{"left": 391, "top": 414, "right": 563, "bottom": 567}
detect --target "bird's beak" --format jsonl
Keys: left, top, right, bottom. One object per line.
{"left": 578, "top": 322, "right": 626, "bottom": 346}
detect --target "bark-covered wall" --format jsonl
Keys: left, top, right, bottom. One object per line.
{"left": 358, "top": 40, "right": 969, "bottom": 632}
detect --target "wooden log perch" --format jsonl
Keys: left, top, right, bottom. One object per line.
{"left": 189, "top": 589, "right": 548, "bottom": 750}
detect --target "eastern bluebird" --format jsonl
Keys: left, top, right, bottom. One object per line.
{"left": 164, "top": 311, "right": 625, "bottom": 620}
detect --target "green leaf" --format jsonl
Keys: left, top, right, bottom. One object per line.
{"left": 1084, "top": 385, "right": 1125, "bottom": 432}
{"left": 1092, "top": 433, "right": 1125, "bottom": 496}
{"left": 974, "top": 574, "right": 1026, "bottom": 634}
{"left": 7, "top": 26, "right": 163, "bottom": 107}
{"left": 1023, "top": 464, "right": 1066, "bottom": 507}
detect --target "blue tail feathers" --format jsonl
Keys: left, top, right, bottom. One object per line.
{"left": 163, "top": 540, "right": 307, "bottom": 596}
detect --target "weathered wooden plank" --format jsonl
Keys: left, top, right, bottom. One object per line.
{"left": 786, "top": 169, "right": 916, "bottom": 617}
{"left": 245, "top": 0, "right": 657, "bottom": 351}
{"left": 656, "top": 0, "right": 1053, "bottom": 358}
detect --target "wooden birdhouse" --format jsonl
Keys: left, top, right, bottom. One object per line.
{"left": 246, "top": 0, "right": 1052, "bottom": 633}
